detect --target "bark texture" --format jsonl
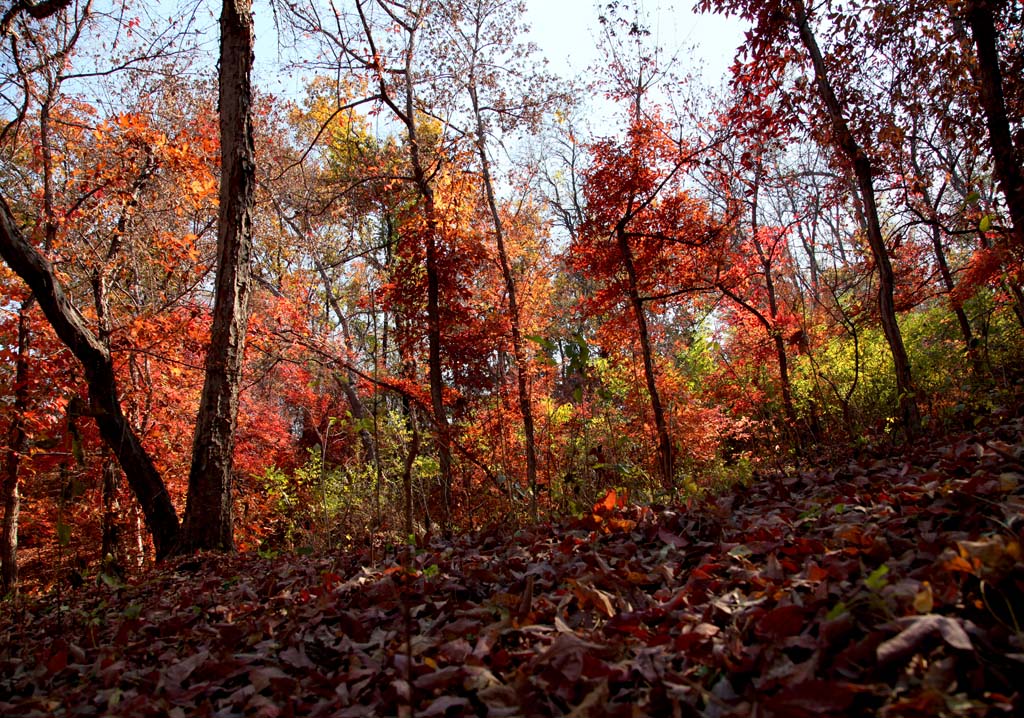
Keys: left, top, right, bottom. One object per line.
{"left": 182, "top": 0, "right": 256, "bottom": 552}
{"left": 1, "top": 299, "right": 31, "bottom": 594}
{"left": 962, "top": 0, "right": 1024, "bottom": 256}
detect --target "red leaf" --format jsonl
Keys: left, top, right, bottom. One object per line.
{"left": 756, "top": 604, "right": 807, "bottom": 640}
{"left": 658, "top": 528, "right": 689, "bottom": 548}
{"left": 763, "top": 680, "right": 858, "bottom": 717}
{"left": 164, "top": 649, "right": 209, "bottom": 687}
{"left": 45, "top": 642, "right": 68, "bottom": 675}
{"left": 279, "top": 645, "right": 315, "bottom": 670}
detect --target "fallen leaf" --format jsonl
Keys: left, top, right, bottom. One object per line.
{"left": 876, "top": 615, "right": 973, "bottom": 664}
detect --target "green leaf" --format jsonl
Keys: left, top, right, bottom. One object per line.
{"left": 865, "top": 564, "right": 890, "bottom": 591}
{"left": 964, "top": 191, "right": 981, "bottom": 205}
{"left": 727, "top": 544, "right": 753, "bottom": 558}
{"left": 100, "top": 571, "right": 124, "bottom": 589}
{"left": 525, "top": 334, "right": 556, "bottom": 352}
{"left": 979, "top": 214, "right": 992, "bottom": 232}
{"left": 826, "top": 601, "right": 848, "bottom": 621}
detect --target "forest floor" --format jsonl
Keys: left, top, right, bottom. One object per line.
{"left": 2, "top": 414, "right": 1023, "bottom": 717}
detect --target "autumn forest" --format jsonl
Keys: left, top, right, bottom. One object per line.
{"left": 1, "top": 0, "right": 1023, "bottom": 587}
{"left": 2, "top": 0, "right": 1024, "bottom": 714}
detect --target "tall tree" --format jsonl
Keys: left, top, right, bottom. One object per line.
{"left": 956, "top": 0, "right": 1024, "bottom": 257}
{"left": 0, "top": 0, "right": 256, "bottom": 560}
{"left": 711, "top": 149, "right": 802, "bottom": 438}
{"left": 702, "top": 0, "right": 921, "bottom": 436}
{"left": 182, "top": 0, "right": 256, "bottom": 551}
{"left": 441, "top": 0, "right": 546, "bottom": 520}
{"left": 0, "top": 197, "right": 184, "bottom": 559}
{"left": 577, "top": 114, "right": 717, "bottom": 490}
{"left": 286, "top": 0, "right": 458, "bottom": 528}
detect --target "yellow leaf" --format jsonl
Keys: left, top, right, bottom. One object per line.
{"left": 913, "top": 582, "right": 933, "bottom": 613}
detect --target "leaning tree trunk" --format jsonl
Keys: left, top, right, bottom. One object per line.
{"left": 469, "top": 84, "right": 540, "bottom": 522}
{"left": 0, "top": 199, "right": 182, "bottom": 559}
{"left": 617, "top": 221, "right": 674, "bottom": 491}
{"left": 182, "top": 0, "right": 256, "bottom": 552}
{"left": 793, "top": 1, "right": 921, "bottom": 437}
{"left": 961, "top": 0, "right": 1024, "bottom": 257}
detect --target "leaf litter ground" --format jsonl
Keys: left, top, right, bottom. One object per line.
{"left": 2, "top": 418, "right": 1023, "bottom": 717}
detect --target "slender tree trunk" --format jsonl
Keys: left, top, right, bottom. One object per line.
{"left": 311, "top": 254, "right": 379, "bottom": 466}
{"left": 961, "top": 0, "right": 1024, "bottom": 257}
{"left": 0, "top": 198, "right": 182, "bottom": 559}
{"left": 1, "top": 298, "right": 32, "bottom": 595}
{"left": 908, "top": 133, "right": 984, "bottom": 376}
{"left": 424, "top": 232, "right": 452, "bottom": 529}
{"left": 335, "top": 375, "right": 378, "bottom": 467}
{"left": 133, "top": 502, "right": 146, "bottom": 567}
{"left": 616, "top": 220, "right": 674, "bottom": 490}
{"left": 469, "top": 84, "right": 540, "bottom": 522}
{"left": 352, "top": 0, "right": 452, "bottom": 529}
{"left": 749, "top": 169, "right": 800, "bottom": 437}
{"left": 792, "top": 2, "right": 921, "bottom": 436}
{"left": 934, "top": 224, "right": 984, "bottom": 373}
{"left": 395, "top": 13, "right": 452, "bottom": 530}
{"left": 402, "top": 406, "right": 420, "bottom": 540}
{"left": 92, "top": 263, "right": 122, "bottom": 564}
{"left": 183, "top": 0, "right": 256, "bottom": 552}
{"left": 368, "top": 0, "right": 452, "bottom": 529}
{"left": 101, "top": 450, "right": 120, "bottom": 561}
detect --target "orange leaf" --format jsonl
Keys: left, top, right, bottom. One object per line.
{"left": 943, "top": 555, "right": 976, "bottom": 574}
{"left": 594, "top": 488, "right": 617, "bottom": 513}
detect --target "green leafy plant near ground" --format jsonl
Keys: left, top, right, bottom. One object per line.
{"left": 791, "top": 298, "right": 1024, "bottom": 440}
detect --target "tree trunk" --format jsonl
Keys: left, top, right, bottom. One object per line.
{"left": 183, "top": 0, "right": 256, "bottom": 552}
{"left": 617, "top": 221, "right": 674, "bottom": 491}
{"left": 792, "top": 2, "right": 921, "bottom": 437}
{"left": 1, "top": 298, "right": 32, "bottom": 594}
{"left": 402, "top": 406, "right": 420, "bottom": 540}
{"left": 311, "top": 255, "right": 379, "bottom": 467}
{"left": 357, "top": 0, "right": 453, "bottom": 530}
{"left": 424, "top": 232, "right": 453, "bottom": 529}
{"left": 907, "top": 131, "right": 985, "bottom": 377}
{"left": 749, "top": 166, "right": 801, "bottom": 438}
{"left": 469, "top": 84, "right": 540, "bottom": 522}
{"left": 101, "top": 450, "right": 121, "bottom": 562}
{"left": 961, "top": 0, "right": 1024, "bottom": 257}
{"left": 0, "top": 198, "right": 182, "bottom": 559}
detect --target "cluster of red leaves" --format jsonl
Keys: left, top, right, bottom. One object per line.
{"left": 2, "top": 419, "right": 1022, "bottom": 717}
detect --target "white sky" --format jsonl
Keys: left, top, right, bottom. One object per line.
{"left": 524, "top": 0, "right": 743, "bottom": 86}
{"left": 250, "top": 0, "right": 744, "bottom": 98}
